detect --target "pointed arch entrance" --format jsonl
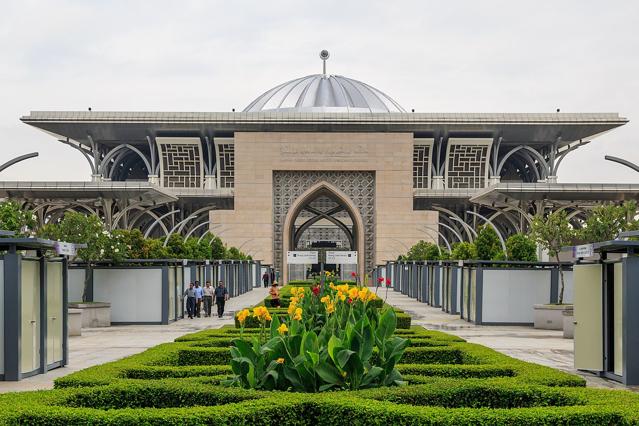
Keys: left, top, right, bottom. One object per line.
{"left": 282, "top": 181, "right": 366, "bottom": 284}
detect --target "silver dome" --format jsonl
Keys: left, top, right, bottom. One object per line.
{"left": 243, "top": 74, "right": 406, "bottom": 113}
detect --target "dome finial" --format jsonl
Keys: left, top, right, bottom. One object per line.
{"left": 319, "top": 50, "right": 330, "bottom": 75}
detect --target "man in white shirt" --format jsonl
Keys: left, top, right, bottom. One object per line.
{"left": 203, "top": 281, "right": 214, "bottom": 317}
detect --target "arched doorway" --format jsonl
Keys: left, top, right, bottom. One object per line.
{"left": 282, "top": 181, "right": 365, "bottom": 284}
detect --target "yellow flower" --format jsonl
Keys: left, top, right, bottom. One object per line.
{"left": 329, "top": 282, "right": 336, "bottom": 290}
{"left": 320, "top": 295, "right": 330, "bottom": 304}
{"left": 291, "top": 287, "right": 298, "bottom": 296}
{"left": 358, "top": 287, "right": 369, "bottom": 301}
{"left": 236, "top": 309, "right": 250, "bottom": 324}
{"left": 348, "top": 287, "right": 359, "bottom": 300}
{"left": 338, "top": 292, "right": 346, "bottom": 302}
{"left": 276, "top": 357, "right": 285, "bottom": 364}
{"left": 288, "top": 302, "right": 297, "bottom": 315}
{"left": 252, "top": 306, "right": 271, "bottom": 322}
{"left": 367, "top": 291, "right": 377, "bottom": 301}
{"left": 277, "top": 323, "right": 288, "bottom": 335}
{"left": 326, "top": 302, "right": 335, "bottom": 314}
{"left": 293, "top": 307, "right": 302, "bottom": 321}
{"left": 290, "top": 296, "right": 299, "bottom": 305}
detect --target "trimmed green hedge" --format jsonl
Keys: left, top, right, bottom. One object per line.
{"left": 2, "top": 379, "right": 639, "bottom": 424}
{"left": 2, "top": 321, "right": 637, "bottom": 423}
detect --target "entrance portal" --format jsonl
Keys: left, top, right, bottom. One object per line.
{"left": 280, "top": 177, "right": 371, "bottom": 284}
{"left": 290, "top": 192, "right": 356, "bottom": 280}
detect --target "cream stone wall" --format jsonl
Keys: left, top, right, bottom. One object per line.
{"left": 210, "top": 132, "right": 438, "bottom": 272}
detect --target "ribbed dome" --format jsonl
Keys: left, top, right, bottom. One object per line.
{"left": 243, "top": 74, "right": 406, "bottom": 113}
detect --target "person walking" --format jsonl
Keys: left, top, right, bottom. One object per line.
{"left": 214, "top": 281, "right": 229, "bottom": 318}
{"left": 183, "top": 283, "right": 196, "bottom": 319}
{"left": 203, "top": 281, "right": 214, "bottom": 317}
{"left": 262, "top": 271, "right": 270, "bottom": 288}
{"left": 269, "top": 282, "right": 280, "bottom": 307}
{"left": 194, "top": 281, "right": 203, "bottom": 318}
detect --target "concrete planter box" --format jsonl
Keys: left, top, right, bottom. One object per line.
{"left": 68, "top": 302, "right": 111, "bottom": 328}
{"left": 533, "top": 304, "right": 572, "bottom": 330}
{"left": 562, "top": 308, "right": 574, "bottom": 339}
{"left": 68, "top": 308, "right": 83, "bottom": 336}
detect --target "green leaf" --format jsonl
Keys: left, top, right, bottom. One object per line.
{"left": 336, "top": 349, "right": 356, "bottom": 370}
{"left": 319, "top": 383, "right": 338, "bottom": 391}
{"left": 247, "top": 363, "right": 256, "bottom": 388}
{"left": 234, "top": 339, "right": 257, "bottom": 364}
{"left": 327, "top": 335, "right": 343, "bottom": 365}
{"left": 269, "top": 313, "right": 280, "bottom": 339}
{"left": 360, "top": 366, "right": 383, "bottom": 388}
{"left": 307, "top": 351, "right": 319, "bottom": 366}
{"left": 376, "top": 308, "right": 396, "bottom": 342}
{"left": 382, "top": 368, "right": 404, "bottom": 387}
{"left": 316, "top": 362, "right": 343, "bottom": 385}
{"left": 283, "top": 366, "right": 303, "bottom": 390}
{"left": 359, "top": 320, "right": 374, "bottom": 362}
{"left": 301, "top": 330, "right": 319, "bottom": 360}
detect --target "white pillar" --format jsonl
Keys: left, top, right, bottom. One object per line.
{"left": 204, "top": 175, "right": 217, "bottom": 189}
{"left": 432, "top": 176, "right": 445, "bottom": 189}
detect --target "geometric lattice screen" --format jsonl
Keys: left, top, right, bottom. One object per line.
{"left": 444, "top": 139, "right": 492, "bottom": 189}
{"left": 272, "top": 171, "right": 376, "bottom": 274}
{"left": 413, "top": 139, "right": 433, "bottom": 189}
{"left": 156, "top": 137, "right": 204, "bottom": 188}
{"left": 215, "top": 139, "right": 235, "bottom": 188}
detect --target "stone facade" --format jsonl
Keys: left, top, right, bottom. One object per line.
{"left": 211, "top": 132, "right": 438, "bottom": 276}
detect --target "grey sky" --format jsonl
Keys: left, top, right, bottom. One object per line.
{"left": 1, "top": 0, "right": 638, "bottom": 182}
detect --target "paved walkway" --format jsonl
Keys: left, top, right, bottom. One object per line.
{"left": 0, "top": 288, "right": 269, "bottom": 394}
{"left": 381, "top": 288, "right": 638, "bottom": 392}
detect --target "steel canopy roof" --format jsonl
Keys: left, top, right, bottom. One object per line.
{"left": 20, "top": 111, "right": 628, "bottom": 149}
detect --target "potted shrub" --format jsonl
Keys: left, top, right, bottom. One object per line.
{"left": 530, "top": 210, "right": 574, "bottom": 330}
{"left": 39, "top": 212, "right": 127, "bottom": 328}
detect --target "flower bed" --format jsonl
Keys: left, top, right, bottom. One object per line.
{"left": 254, "top": 283, "right": 411, "bottom": 329}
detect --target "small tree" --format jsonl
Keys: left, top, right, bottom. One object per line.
{"left": 39, "top": 212, "right": 126, "bottom": 302}
{"left": 506, "top": 233, "right": 538, "bottom": 262}
{"left": 165, "top": 234, "right": 186, "bottom": 258}
{"left": 580, "top": 201, "right": 639, "bottom": 243}
{"left": 183, "top": 236, "right": 213, "bottom": 260}
{"left": 0, "top": 200, "right": 37, "bottom": 236}
{"left": 113, "top": 229, "right": 146, "bottom": 258}
{"left": 474, "top": 225, "right": 504, "bottom": 260}
{"left": 207, "top": 235, "right": 226, "bottom": 259}
{"left": 141, "top": 238, "right": 170, "bottom": 259}
{"left": 450, "top": 241, "right": 477, "bottom": 260}
{"left": 404, "top": 240, "right": 441, "bottom": 261}
{"left": 530, "top": 210, "right": 575, "bottom": 304}
{"left": 226, "top": 246, "right": 250, "bottom": 260}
